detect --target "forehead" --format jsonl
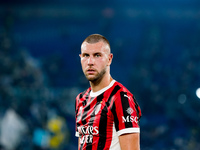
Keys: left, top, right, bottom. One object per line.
{"left": 81, "top": 41, "right": 109, "bottom": 54}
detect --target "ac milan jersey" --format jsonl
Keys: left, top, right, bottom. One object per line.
{"left": 75, "top": 80, "right": 142, "bottom": 150}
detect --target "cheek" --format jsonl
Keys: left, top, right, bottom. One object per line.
{"left": 98, "top": 60, "right": 108, "bottom": 68}
{"left": 81, "top": 58, "right": 86, "bottom": 63}
{"left": 81, "top": 60, "right": 86, "bottom": 68}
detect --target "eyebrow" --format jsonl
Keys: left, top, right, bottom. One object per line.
{"left": 94, "top": 52, "right": 102, "bottom": 55}
{"left": 81, "top": 52, "right": 102, "bottom": 55}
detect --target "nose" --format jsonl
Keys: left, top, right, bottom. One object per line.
{"left": 87, "top": 56, "right": 94, "bottom": 65}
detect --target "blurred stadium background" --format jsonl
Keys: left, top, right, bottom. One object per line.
{"left": 0, "top": 0, "right": 200, "bottom": 150}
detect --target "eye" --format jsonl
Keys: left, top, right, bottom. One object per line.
{"left": 82, "top": 53, "right": 89, "bottom": 57}
{"left": 95, "top": 53, "right": 101, "bottom": 57}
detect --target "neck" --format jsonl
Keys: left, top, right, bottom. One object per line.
{"left": 90, "top": 74, "right": 113, "bottom": 92}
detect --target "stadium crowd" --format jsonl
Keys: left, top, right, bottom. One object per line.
{"left": 0, "top": 5, "right": 200, "bottom": 150}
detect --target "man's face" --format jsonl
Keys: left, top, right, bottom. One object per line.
{"left": 80, "top": 41, "right": 113, "bottom": 82}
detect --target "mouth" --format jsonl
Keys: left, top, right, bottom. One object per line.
{"left": 86, "top": 68, "right": 96, "bottom": 74}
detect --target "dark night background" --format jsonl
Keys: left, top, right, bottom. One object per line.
{"left": 0, "top": 0, "right": 200, "bottom": 149}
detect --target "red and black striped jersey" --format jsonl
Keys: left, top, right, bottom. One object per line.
{"left": 75, "top": 80, "right": 142, "bottom": 150}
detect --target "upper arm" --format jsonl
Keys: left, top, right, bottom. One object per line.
{"left": 112, "top": 91, "right": 141, "bottom": 132}
{"left": 119, "top": 133, "right": 140, "bottom": 150}
{"left": 112, "top": 91, "right": 141, "bottom": 150}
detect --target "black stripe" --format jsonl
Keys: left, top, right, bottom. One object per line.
{"left": 133, "top": 96, "right": 141, "bottom": 121}
{"left": 80, "top": 89, "right": 88, "bottom": 100}
{"left": 97, "top": 93, "right": 103, "bottom": 102}
{"left": 120, "top": 92, "right": 133, "bottom": 128}
{"left": 111, "top": 102, "right": 119, "bottom": 131}
{"left": 82, "top": 91, "right": 90, "bottom": 125}
{"left": 83, "top": 90, "right": 90, "bottom": 106}
{"left": 86, "top": 143, "right": 92, "bottom": 150}
{"left": 106, "top": 85, "right": 121, "bottom": 106}
{"left": 110, "top": 85, "right": 121, "bottom": 132}
{"left": 97, "top": 85, "right": 121, "bottom": 149}
{"left": 97, "top": 94, "right": 106, "bottom": 150}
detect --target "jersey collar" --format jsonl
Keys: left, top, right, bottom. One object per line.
{"left": 90, "top": 80, "right": 116, "bottom": 97}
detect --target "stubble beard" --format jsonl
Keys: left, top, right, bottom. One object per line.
{"left": 85, "top": 67, "right": 107, "bottom": 85}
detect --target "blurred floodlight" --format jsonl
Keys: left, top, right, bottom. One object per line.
{"left": 196, "top": 88, "right": 200, "bottom": 99}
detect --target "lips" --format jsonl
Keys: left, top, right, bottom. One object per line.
{"left": 86, "top": 68, "right": 96, "bottom": 74}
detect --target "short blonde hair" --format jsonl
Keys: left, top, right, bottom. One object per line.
{"left": 82, "top": 34, "right": 111, "bottom": 52}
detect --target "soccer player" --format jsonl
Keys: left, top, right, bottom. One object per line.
{"left": 75, "top": 34, "right": 142, "bottom": 150}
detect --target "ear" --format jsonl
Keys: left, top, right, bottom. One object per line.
{"left": 107, "top": 53, "right": 113, "bottom": 66}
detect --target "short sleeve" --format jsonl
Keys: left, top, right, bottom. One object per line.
{"left": 112, "top": 91, "right": 141, "bottom": 136}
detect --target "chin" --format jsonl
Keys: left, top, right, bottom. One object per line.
{"left": 87, "top": 77, "right": 97, "bottom": 81}
{"left": 85, "top": 75, "right": 98, "bottom": 81}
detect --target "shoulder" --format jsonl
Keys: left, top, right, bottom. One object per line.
{"left": 113, "top": 81, "right": 133, "bottom": 96}
{"left": 75, "top": 88, "right": 91, "bottom": 110}
{"left": 76, "top": 87, "right": 91, "bottom": 101}
{"left": 112, "top": 81, "right": 142, "bottom": 120}
{"left": 112, "top": 81, "right": 140, "bottom": 106}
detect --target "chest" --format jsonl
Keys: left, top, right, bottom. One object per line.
{"left": 76, "top": 95, "right": 114, "bottom": 129}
